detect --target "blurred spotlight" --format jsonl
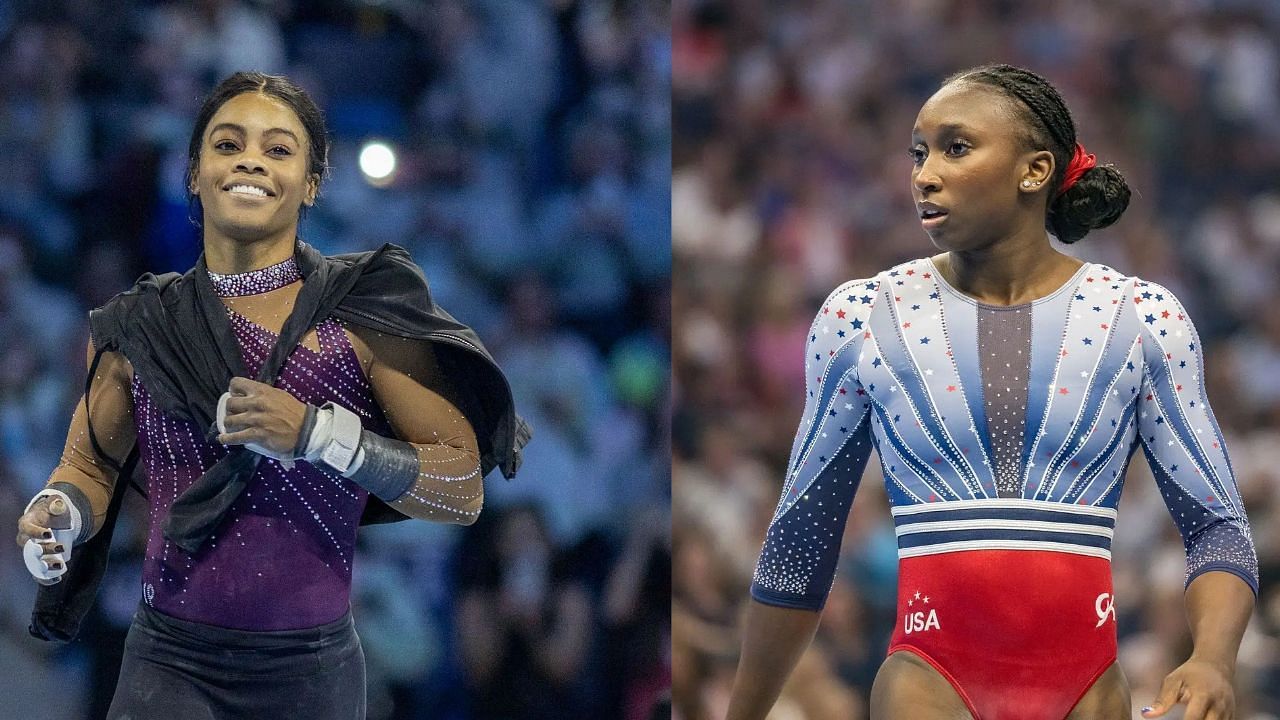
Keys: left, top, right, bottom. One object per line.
{"left": 359, "top": 140, "right": 397, "bottom": 187}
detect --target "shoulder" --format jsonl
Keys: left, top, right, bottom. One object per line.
{"left": 1122, "top": 273, "right": 1197, "bottom": 330}
{"left": 344, "top": 321, "right": 442, "bottom": 379}
{"left": 88, "top": 271, "right": 184, "bottom": 351}
{"left": 803, "top": 267, "right": 893, "bottom": 381}
{"left": 334, "top": 243, "right": 428, "bottom": 286}
{"left": 810, "top": 265, "right": 892, "bottom": 327}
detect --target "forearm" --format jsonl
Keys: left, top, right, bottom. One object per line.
{"left": 1185, "top": 570, "right": 1254, "bottom": 673}
{"left": 725, "top": 599, "right": 823, "bottom": 720}
{"left": 297, "top": 400, "right": 483, "bottom": 523}
{"left": 382, "top": 438, "right": 483, "bottom": 524}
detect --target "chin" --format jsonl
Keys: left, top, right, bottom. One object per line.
{"left": 213, "top": 218, "right": 281, "bottom": 242}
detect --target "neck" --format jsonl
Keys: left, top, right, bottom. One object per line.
{"left": 203, "top": 229, "right": 298, "bottom": 274}
{"left": 934, "top": 231, "right": 1082, "bottom": 306}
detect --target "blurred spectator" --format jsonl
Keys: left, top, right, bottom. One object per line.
{"left": 0, "top": 2, "right": 669, "bottom": 718}
{"left": 455, "top": 504, "right": 597, "bottom": 719}
{"left": 672, "top": 0, "right": 1280, "bottom": 717}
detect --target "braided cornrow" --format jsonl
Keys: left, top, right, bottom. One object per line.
{"left": 941, "top": 64, "right": 1131, "bottom": 243}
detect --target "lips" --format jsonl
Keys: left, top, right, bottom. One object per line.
{"left": 918, "top": 201, "right": 949, "bottom": 228}
{"left": 917, "top": 201, "right": 948, "bottom": 220}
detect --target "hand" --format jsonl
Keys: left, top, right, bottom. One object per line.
{"left": 16, "top": 493, "right": 80, "bottom": 585}
{"left": 216, "top": 376, "right": 308, "bottom": 461}
{"left": 1142, "top": 657, "right": 1236, "bottom": 720}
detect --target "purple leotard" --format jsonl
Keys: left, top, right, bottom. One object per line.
{"left": 132, "top": 263, "right": 393, "bottom": 630}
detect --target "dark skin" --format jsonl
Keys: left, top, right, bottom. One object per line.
{"left": 191, "top": 92, "right": 319, "bottom": 274}
{"left": 726, "top": 81, "right": 1253, "bottom": 719}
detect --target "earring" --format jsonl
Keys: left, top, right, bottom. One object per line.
{"left": 1021, "top": 180, "right": 1032, "bottom": 187}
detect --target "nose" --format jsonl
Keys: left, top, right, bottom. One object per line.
{"left": 913, "top": 156, "right": 942, "bottom": 195}
{"left": 235, "top": 156, "right": 267, "bottom": 175}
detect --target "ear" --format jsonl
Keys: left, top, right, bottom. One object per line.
{"left": 303, "top": 173, "right": 320, "bottom": 207}
{"left": 1019, "top": 149, "right": 1055, "bottom": 193}
{"left": 188, "top": 163, "right": 200, "bottom": 196}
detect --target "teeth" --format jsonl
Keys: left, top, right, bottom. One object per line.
{"left": 228, "top": 185, "right": 268, "bottom": 197}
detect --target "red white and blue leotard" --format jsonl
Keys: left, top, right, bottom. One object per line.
{"left": 750, "top": 257, "right": 1258, "bottom": 719}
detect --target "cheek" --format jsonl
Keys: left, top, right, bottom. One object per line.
{"left": 951, "top": 163, "right": 1019, "bottom": 205}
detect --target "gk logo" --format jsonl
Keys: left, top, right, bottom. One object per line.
{"left": 1095, "top": 592, "right": 1115, "bottom": 627}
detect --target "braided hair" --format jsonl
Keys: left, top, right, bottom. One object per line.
{"left": 943, "top": 64, "right": 1130, "bottom": 244}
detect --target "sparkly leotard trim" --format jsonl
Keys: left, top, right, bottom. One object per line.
{"left": 207, "top": 255, "right": 301, "bottom": 297}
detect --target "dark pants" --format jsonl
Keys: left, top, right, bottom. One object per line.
{"left": 107, "top": 603, "right": 366, "bottom": 720}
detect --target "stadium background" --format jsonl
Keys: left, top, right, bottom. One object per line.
{"left": 0, "top": 1, "right": 670, "bottom": 719}
{"left": 672, "top": 1, "right": 1280, "bottom": 718}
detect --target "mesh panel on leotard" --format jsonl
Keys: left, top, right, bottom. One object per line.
{"left": 977, "top": 305, "right": 1032, "bottom": 498}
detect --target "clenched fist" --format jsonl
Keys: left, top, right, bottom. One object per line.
{"left": 216, "top": 376, "right": 309, "bottom": 461}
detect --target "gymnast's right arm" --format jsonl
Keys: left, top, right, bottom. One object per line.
{"left": 15, "top": 339, "right": 136, "bottom": 583}
{"left": 726, "top": 281, "right": 878, "bottom": 719}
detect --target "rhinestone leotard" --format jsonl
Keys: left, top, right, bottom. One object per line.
{"left": 132, "top": 256, "right": 394, "bottom": 630}
{"left": 751, "top": 257, "right": 1259, "bottom": 611}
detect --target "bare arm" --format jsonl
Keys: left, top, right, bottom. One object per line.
{"left": 1143, "top": 571, "right": 1255, "bottom": 719}
{"left": 1187, "top": 570, "right": 1254, "bottom": 674}
{"left": 725, "top": 601, "right": 823, "bottom": 720}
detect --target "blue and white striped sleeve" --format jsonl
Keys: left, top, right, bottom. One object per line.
{"left": 1133, "top": 280, "right": 1258, "bottom": 595}
{"left": 750, "top": 279, "right": 879, "bottom": 611}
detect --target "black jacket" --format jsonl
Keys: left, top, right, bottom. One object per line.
{"left": 30, "top": 241, "right": 529, "bottom": 641}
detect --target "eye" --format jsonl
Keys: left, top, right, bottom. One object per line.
{"left": 214, "top": 140, "right": 239, "bottom": 152}
{"left": 907, "top": 146, "right": 926, "bottom": 164}
{"left": 945, "top": 141, "right": 970, "bottom": 156}
{"left": 267, "top": 145, "right": 292, "bottom": 157}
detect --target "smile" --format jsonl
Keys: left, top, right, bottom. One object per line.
{"left": 224, "top": 183, "right": 275, "bottom": 199}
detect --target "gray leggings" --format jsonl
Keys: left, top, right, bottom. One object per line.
{"left": 107, "top": 603, "right": 366, "bottom": 720}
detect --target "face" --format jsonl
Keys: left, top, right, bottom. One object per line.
{"left": 190, "top": 92, "right": 318, "bottom": 245}
{"left": 909, "top": 82, "right": 1053, "bottom": 250}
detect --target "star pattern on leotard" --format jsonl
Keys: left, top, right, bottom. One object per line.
{"left": 751, "top": 260, "right": 1259, "bottom": 610}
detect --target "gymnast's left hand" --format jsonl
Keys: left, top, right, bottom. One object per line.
{"left": 216, "top": 377, "right": 308, "bottom": 460}
{"left": 1142, "top": 657, "right": 1235, "bottom": 720}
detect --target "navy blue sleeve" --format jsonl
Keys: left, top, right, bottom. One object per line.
{"left": 1134, "top": 281, "right": 1258, "bottom": 595}
{"left": 750, "top": 280, "right": 878, "bottom": 610}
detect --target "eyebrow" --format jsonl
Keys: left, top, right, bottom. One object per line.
{"left": 911, "top": 122, "right": 973, "bottom": 140}
{"left": 208, "top": 123, "right": 301, "bottom": 144}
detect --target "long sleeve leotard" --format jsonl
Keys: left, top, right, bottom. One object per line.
{"left": 751, "top": 258, "right": 1258, "bottom": 611}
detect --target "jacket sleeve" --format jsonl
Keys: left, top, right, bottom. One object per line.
{"left": 1133, "top": 280, "right": 1258, "bottom": 595}
{"left": 750, "top": 279, "right": 879, "bottom": 611}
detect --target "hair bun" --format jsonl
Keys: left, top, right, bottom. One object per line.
{"left": 1048, "top": 164, "right": 1131, "bottom": 244}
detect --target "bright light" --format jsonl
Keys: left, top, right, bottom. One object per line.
{"left": 359, "top": 141, "right": 397, "bottom": 186}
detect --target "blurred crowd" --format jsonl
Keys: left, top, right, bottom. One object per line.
{"left": 672, "top": 0, "right": 1280, "bottom": 718}
{"left": 0, "top": 1, "right": 670, "bottom": 719}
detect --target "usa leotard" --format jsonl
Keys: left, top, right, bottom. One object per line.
{"left": 750, "top": 257, "right": 1258, "bottom": 719}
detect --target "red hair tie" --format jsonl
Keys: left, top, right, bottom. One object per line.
{"left": 1058, "top": 142, "right": 1097, "bottom": 196}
